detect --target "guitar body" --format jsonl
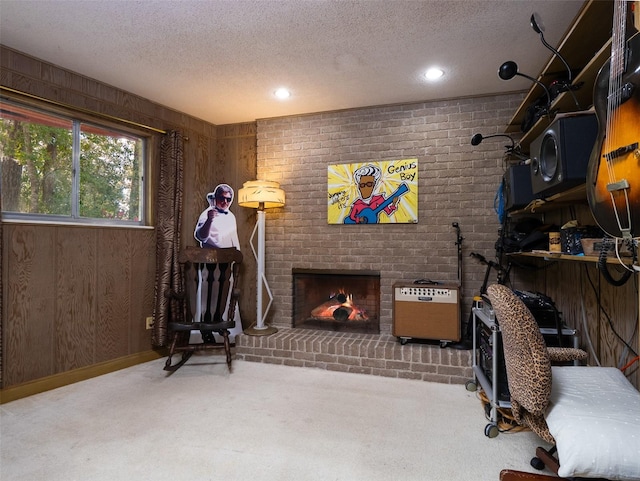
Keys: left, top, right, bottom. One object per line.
{"left": 587, "top": 29, "right": 640, "bottom": 238}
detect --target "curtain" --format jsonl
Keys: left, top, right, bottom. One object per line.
{"left": 152, "top": 130, "right": 184, "bottom": 347}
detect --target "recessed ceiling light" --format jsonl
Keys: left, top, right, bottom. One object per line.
{"left": 274, "top": 88, "right": 291, "bottom": 99}
{"left": 424, "top": 67, "right": 444, "bottom": 81}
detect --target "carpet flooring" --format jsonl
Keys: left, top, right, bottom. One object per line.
{"left": 1, "top": 357, "right": 547, "bottom": 481}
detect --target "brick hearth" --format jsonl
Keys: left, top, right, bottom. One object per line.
{"left": 236, "top": 328, "right": 473, "bottom": 384}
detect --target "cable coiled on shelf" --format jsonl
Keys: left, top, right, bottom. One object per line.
{"left": 598, "top": 237, "right": 633, "bottom": 287}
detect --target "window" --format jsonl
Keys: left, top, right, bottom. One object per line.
{"left": 0, "top": 99, "right": 146, "bottom": 225}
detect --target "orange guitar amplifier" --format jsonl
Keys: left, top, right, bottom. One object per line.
{"left": 392, "top": 282, "right": 460, "bottom": 345}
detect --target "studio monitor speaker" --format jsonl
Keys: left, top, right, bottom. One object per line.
{"left": 504, "top": 164, "right": 534, "bottom": 211}
{"left": 529, "top": 114, "right": 598, "bottom": 197}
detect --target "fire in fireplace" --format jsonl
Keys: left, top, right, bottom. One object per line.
{"left": 292, "top": 268, "right": 380, "bottom": 334}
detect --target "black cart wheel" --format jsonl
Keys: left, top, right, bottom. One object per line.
{"left": 484, "top": 423, "right": 499, "bottom": 438}
{"left": 530, "top": 457, "right": 545, "bottom": 470}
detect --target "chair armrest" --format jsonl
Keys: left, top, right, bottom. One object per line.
{"left": 500, "top": 468, "right": 559, "bottom": 480}
{"left": 547, "top": 347, "right": 587, "bottom": 363}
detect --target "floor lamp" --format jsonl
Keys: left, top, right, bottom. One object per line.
{"left": 238, "top": 180, "right": 285, "bottom": 336}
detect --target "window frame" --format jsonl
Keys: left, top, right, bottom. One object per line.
{"left": 0, "top": 96, "right": 152, "bottom": 227}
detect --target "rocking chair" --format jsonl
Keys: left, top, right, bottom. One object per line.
{"left": 164, "top": 246, "right": 243, "bottom": 372}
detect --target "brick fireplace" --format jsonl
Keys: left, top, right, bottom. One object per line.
{"left": 292, "top": 268, "right": 380, "bottom": 334}
{"left": 235, "top": 94, "right": 515, "bottom": 385}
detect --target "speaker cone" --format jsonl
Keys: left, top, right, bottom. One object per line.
{"left": 540, "top": 134, "right": 559, "bottom": 182}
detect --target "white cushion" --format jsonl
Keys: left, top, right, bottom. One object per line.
{"left": 546, "top": 366, "right": 640, "bottom": 480}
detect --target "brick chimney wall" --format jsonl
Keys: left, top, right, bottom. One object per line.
{"left": 236, "top": 93, "right": 524, "bottom": 383}
{"left": 255, "top": 93, "right": 522, "bottom": 331}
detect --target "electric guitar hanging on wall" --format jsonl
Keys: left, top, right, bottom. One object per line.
{"left": 586, "top": 0, "right": 640, "bottom": 240}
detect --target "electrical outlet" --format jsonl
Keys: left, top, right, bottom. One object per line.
{"left": 145, "top": 316, "right": 154, "bottom": 330}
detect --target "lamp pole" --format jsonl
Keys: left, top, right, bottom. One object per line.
{"left": 238, "top": 180, "right": 284, "bottom": 336}
{"left": 246, "top": 203, "right": 277, "bottom": 335}
{"left": 256, "top": 203, "right": 276, "bottom": 331}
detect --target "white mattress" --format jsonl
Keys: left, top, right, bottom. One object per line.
{"left": 546, "top": 366, "right": 640, "bottom": 480}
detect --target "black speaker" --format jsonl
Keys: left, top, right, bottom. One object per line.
{"left": 529, "top": 114, "right": 598, "bottom": 197}
{"left": 504, "top": 164, "right": 534, "bottom": 211}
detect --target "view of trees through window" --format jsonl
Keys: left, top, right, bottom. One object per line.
{"left": 0, "top": 100, "right": 145, "bottom": 223}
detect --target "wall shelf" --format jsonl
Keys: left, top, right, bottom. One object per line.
{"left": 504, "top": 0, "right": 614, "bottom": 152}
{"left": 508, "top": 184, "right": 587, "bottom": 216}
{"left": 508, "top": 251, "right": 634, "bottom": 266}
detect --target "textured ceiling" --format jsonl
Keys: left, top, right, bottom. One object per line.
{"left": 0, "top": 0, "right": 586, "bottom": 125}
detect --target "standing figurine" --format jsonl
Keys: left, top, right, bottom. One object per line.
{"left": 195, "top": 184, "right": 240, "bottom": 249}
{"left": 193, "top": 183, "right": 243, "bottom": 342}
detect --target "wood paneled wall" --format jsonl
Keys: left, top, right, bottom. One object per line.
{"left": 512, "top": 204, "right": 639, "bottom": 388}
{"left": 4, "top": 225, "right": 155, "bottom": 385}
{"left": 1, "top": 46, "right": 257, "bottom": 387}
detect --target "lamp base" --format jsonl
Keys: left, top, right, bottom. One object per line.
{"left": 244, "top": 324, "right": 278, "bottom": 336}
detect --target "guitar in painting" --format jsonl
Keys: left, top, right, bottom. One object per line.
{"left": 343, "top": 183, "right": 409, "bottom": 224}
{"left": 586, "top": 0, "right": 640, "bottom": 240}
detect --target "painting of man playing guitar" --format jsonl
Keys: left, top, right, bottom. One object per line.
{"left": 327, "top": 158, "right": 418, "bottom": 224}
{"left": 344, "top": 164, "right": 408, "bottom": 224}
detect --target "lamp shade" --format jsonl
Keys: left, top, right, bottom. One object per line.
{"left": 238, "top": 180, "right": 285, "bottom": 209}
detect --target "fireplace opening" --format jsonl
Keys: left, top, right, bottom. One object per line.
{"left": 292, "top": 268, "right": 380, "bottom": 334}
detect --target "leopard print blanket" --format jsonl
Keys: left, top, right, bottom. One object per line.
{"left": 486, "top": 284, "right": 555, "bottom": 444}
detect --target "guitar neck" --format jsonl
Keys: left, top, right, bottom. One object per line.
{"left": 374, "top": 184, "right": 408, "bottom": 214}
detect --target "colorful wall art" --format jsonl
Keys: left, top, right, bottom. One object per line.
{"left": 327, "top": 159, "right": 418, "bottom": 224}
